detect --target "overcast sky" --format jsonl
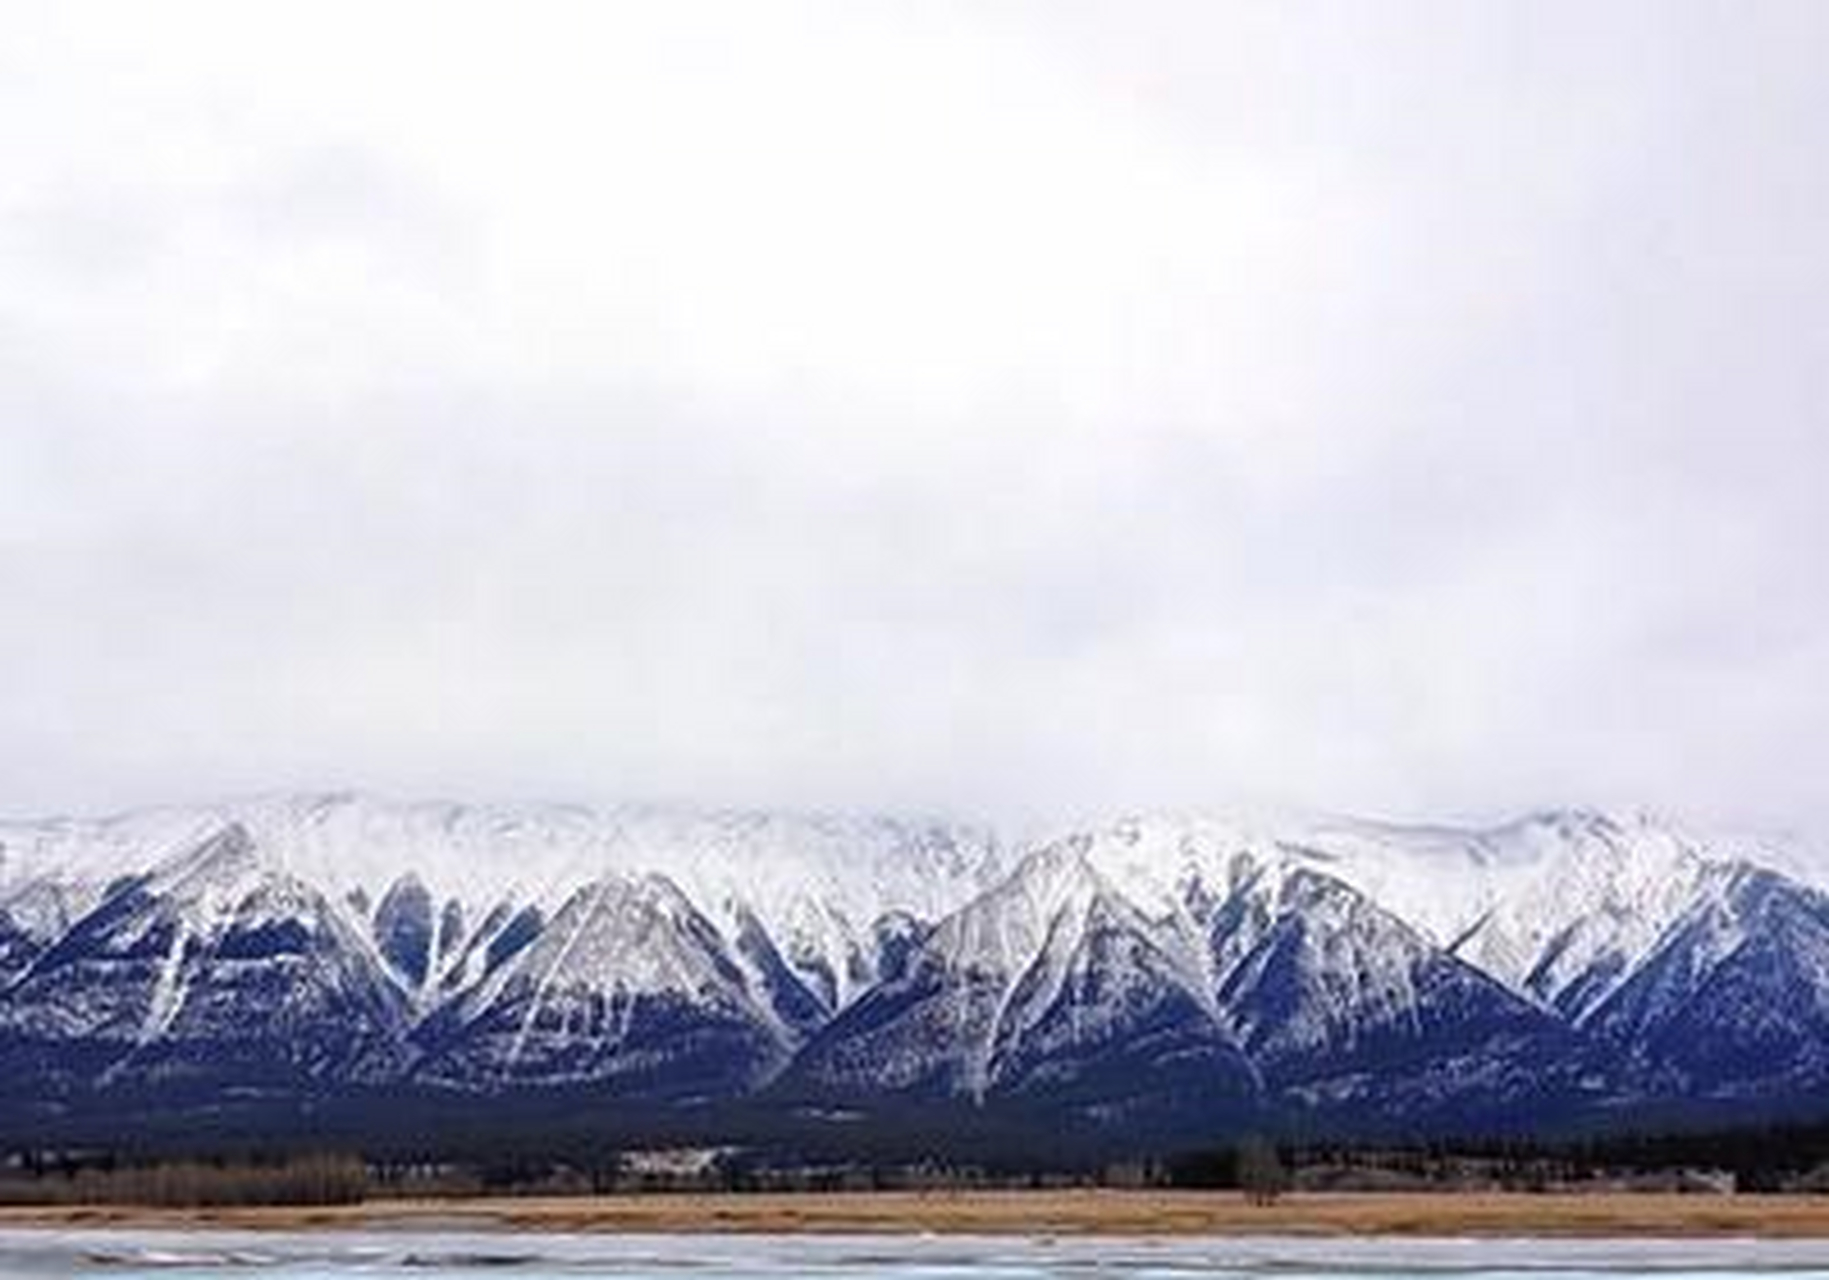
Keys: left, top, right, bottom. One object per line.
{"left": 2, "top": 2, "right": 1826, "bottom": 831}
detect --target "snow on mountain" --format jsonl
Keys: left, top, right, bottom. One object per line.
{"left": 979, "top": 859, "right": 1259, "bottom": 1116}
{"left": 0, "top": 823, "right": 411, "bottom": 1088}
{"left": 787, "top": 838, "right": 1102, "bottom": 1098}
{"left": 1584, "top": 862, "right": 1829, "bottom": 1095}
{"left": 1, "top": 792, "right": 1825, "bottom": 1128}
{"left": 0, "top": 906, "right": 41, "bottom": 988}
{"left": 413, "top": 871, "right": 799, "bottom": 1095}
{"left": 275, "top": 794, "right": 1000, "bottom": 1017}
{"left": 790, "top": 816, "right": 1572, "bottom": 1123}
{"left": 1455, "top": 814, "right": 1714, "bottom": 1021}
{"left": 0, "top": 793, "right": 1004, "bottom": 1017}
{"left": 1207, "top": 863, "right": 1578, "bottom": 1131}
{"left": 1229, "top": 810, "right": 1726, "bottom": 1024}
{"left": 0, "top": 805, "right": 223, "bottom": 943}
{"left": 785, "top": 834, "right": 1259, "bottom": 1111}
{"left": 965, "top": 810, "right": 1691, "bottom": 1028}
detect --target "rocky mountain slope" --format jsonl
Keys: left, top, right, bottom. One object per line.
{"left": 0, "top": 793, "right": 1822, "bottom": 1136}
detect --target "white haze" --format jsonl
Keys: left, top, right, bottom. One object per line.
{"left": 2, "top": 3, "right": 1826, "bottom": 835}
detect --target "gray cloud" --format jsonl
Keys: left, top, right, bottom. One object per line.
{"left": 2, "top": 2, "right": 1826, "bottom": 833}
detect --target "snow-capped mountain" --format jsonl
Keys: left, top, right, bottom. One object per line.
{"left": 1584, "top": 862, "right": 1829, "bottom": 1097}
{"left": 784, "top": 835, "right": 1260, "bottom": 1113}
{"left": 0, "top": 794, "right": 1000, "bottom": 1016}
{"left": 412, "top": 870, "right": 809, "bottom": 1096}
{"left": 0, "top": 823, "right": 411, "bottom": 1093}
{"left": 0, "top": 792, "right": 1824, "bottom": 1137}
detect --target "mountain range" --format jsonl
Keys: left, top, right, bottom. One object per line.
{"left": 2, "top": 793, "right": 1825, "bottom": 1151}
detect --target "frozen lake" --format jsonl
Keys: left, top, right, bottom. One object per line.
{"left": 4, "top": 1230, "right": 1829, "bottom": 1279}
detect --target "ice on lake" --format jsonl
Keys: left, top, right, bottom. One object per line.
{"left": 3, "top": 1228, "right": 1829, "bottom": 1279}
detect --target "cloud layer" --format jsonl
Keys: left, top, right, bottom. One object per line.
{"left": 3, "top": 2, "right": 1827, "bottom": 830}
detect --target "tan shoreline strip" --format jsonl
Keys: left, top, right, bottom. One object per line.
{"left": 5, "top": 1191, "right": 1829, "bottom": 1237}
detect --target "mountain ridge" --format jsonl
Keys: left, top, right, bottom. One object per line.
{"left": 1, "top": 791, "right": 1825, "bottom": 1142}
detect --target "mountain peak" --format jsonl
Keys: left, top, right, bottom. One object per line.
{"left": 3, "top": 792, "right": 1827, "bottom": 1135}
